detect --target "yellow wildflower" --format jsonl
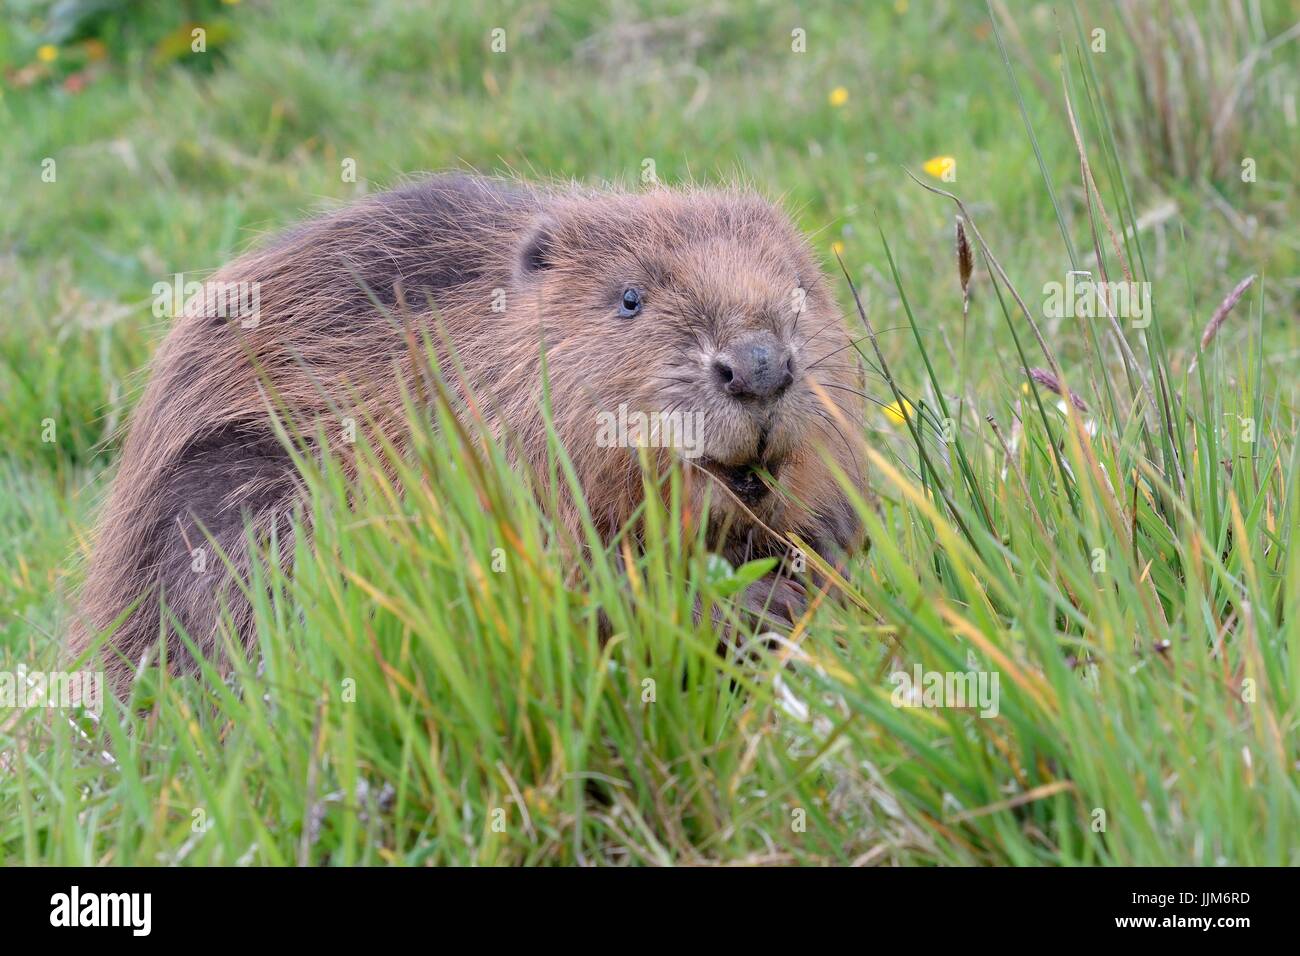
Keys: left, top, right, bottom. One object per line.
{"left": 37, "top": 44, "right": 58, "bottom": 63}
{"left": 828, "top": 86, "right": 849, "bottom": 107}
{"left": 922, "top": 155, "right": 956, "bottom": 179}
{"left": 882, "top": 398, "right": 915, "bottom": 427}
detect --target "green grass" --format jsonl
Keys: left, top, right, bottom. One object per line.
{"left": 1, "top": 0, "right": 1297, "bottom": 865}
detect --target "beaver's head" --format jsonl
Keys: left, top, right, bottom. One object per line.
{"left": 507, "top": 186, "right": 866, "bottom": 560}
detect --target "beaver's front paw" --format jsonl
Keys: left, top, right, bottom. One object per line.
{"left": 738, "top": 573, "right": 807, "bottom": 631}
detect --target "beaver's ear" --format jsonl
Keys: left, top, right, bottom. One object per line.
{"left": 518, "top": 219, "right": 557, "bottom": 276}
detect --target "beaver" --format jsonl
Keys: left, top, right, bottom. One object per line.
{"left": 69, "top": 174, "right": 866, "bottom": 692}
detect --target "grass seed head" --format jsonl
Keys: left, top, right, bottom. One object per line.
{"left": 1200, "top": 273, "right": 1256, "bottom": 350}
{"left": 955, "top": 216, "right": 973, "bottom": 293}
{"left": 1026, "top": 366, "right": 1089, "bottom": 413}
{"left": 955, "top": 216, "right": 974, "bottom": 316}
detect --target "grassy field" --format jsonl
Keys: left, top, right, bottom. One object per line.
{"left": 1, "top": 0, "right": 1298, "bottom": 865}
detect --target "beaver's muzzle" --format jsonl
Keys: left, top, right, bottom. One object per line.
{"left": 711, "top": 331, "right": 795, "bottom": 403}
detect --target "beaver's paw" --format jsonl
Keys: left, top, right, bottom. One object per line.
{"left": 738, "top": 573, "right": 808, "bottom": 631}
{"left": 803, "top": 494, "right": 864, "bottom": 561}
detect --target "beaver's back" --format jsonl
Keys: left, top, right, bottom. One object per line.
{"left": 70, "top": 175, "right": 539, "bottom": 689}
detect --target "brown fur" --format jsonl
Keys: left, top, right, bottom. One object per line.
{"left": 68, "top": 174, "right": 866, "bottom": 692}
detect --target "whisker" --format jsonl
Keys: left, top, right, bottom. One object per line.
{"left": 808, "top": 379, "right": 898, "bottom": 416}
{"left": 805, "top": 329, "right": 906, "bottom": 375}
{"left": 810, "top": 408, "right": 863, "bottom": 484}
{"left": 797, "top": 313, "right": 848, "bottom": 353}
{"left": 806, "top": 362, "right": 887, "bottom": 381}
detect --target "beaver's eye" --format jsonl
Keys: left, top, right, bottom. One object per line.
{"left": 619, "top": 287, "right": 643, "bottom": 318}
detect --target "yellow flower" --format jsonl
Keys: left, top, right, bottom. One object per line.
{"left": 882, "top": 398, "right": 914, "bottom": 427}
{"left": 37, "top": 44, "right": 58, "bottom": 63}
{"left": 922, "top": 155, "right": 956, "bottom": 179}
{"left": 830, "top": 240, "right": 845, "bottom": 256}
{"left": 895, "top": 0, "right": 909, "bottom": 12}
{"left": 828, "top": 86, "right": 849, "bottom": 107}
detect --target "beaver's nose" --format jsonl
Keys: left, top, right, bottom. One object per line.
{"left": 712, "top": 332, "right": 795, "bottom": 403}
